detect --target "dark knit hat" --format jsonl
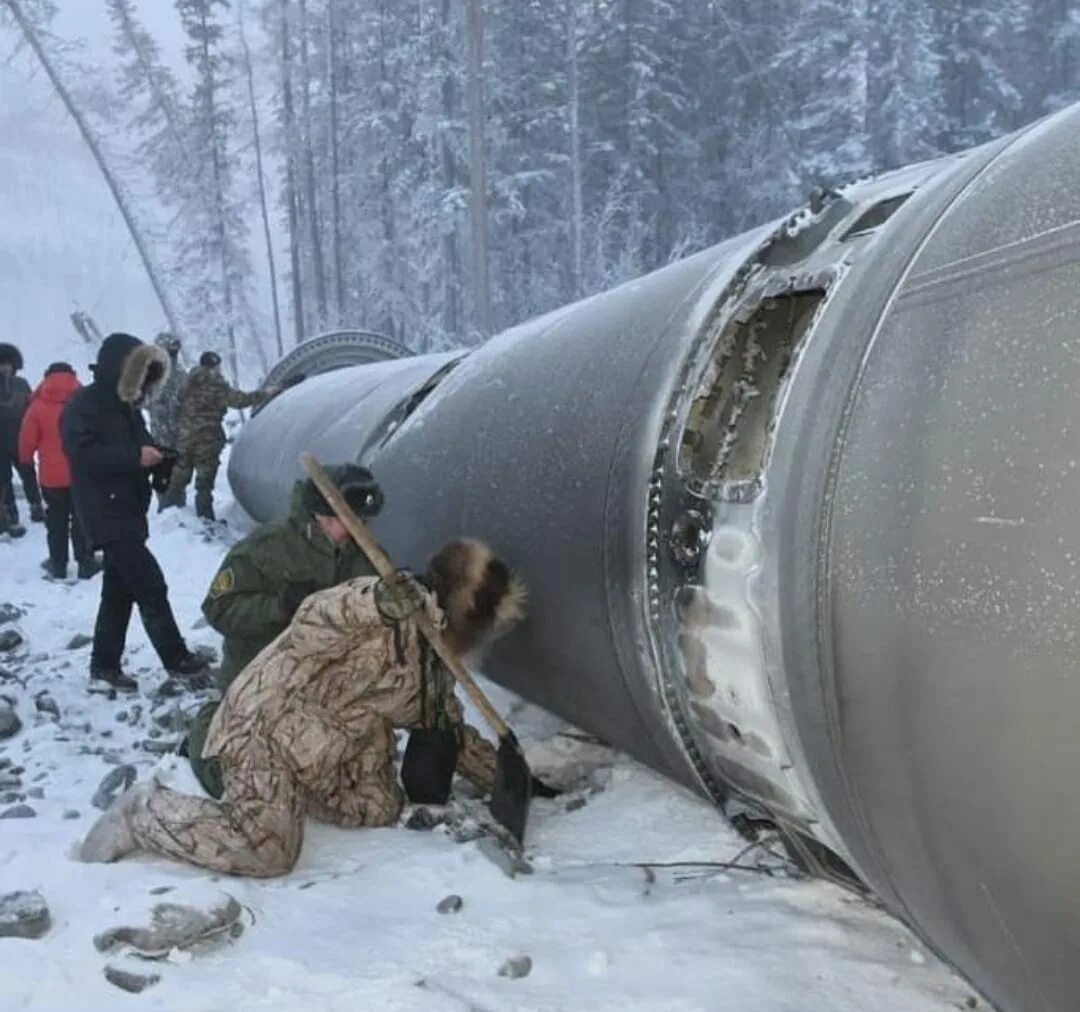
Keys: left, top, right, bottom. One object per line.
{"left": 303, "top": 464, "right": 383, "bottom": 519}
{"left": 200, "top": 351, "right": 222, "bottom": 368}
{"left": 45, "top": 361, "right": 75, "bottom": 376}
{"left": 0, "top": 343, "right": 23, "bottom": 370}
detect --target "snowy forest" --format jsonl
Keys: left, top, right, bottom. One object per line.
{"left": 3, "top": 0, "right": 1080, "bottom": 376}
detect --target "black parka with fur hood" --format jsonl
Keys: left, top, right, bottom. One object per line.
{"left": 60, "top": 333, "right": 170, "bottom": 548}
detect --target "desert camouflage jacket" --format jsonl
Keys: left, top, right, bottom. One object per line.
{"left": 203, "top": 576, "right": 497, "bottom": 793}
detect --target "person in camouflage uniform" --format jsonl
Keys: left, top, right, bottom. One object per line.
{"left": 147, "top": 333, "right": 185, "bottom": 449}
{"left": 162, "top": 350, "right": 276, "bottom": 520}
{"left": 78, "top": 540, "right": 527, "bottom": 877}
{"left": 202, "top": 464, "right": 383, "bottom": 689}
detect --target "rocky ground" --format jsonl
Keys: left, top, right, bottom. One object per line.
{"left": 0, "top": 494, "right": 983, "bottom": 1011}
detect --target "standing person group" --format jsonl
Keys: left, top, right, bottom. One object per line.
{"left": 0, "top": 342, "right": 44, "bottom": 539}
{"left": 18, "top": 361, "right": 97, "bottom": 580}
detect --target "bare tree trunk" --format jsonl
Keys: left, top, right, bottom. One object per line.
{"left": 298, "top": 0, "right": 328, "bottom": 329}
{"left": 326, "top": 0, "right": 344, "bottom": 321}
{"left": 465, "top": 0, "right": 492, "bottom": 339}
{"left": 3, "top": 0, "right": 184, "bottom": 339}
{"left": 567, "top": 0, "right": 583, "bottom": 299}
{"left": 439, "top": 0, "right": 460, "bottom": 342}
{"left": 281, "top": 0, "right": 305, "bottom": 345}
{"left": 238, "top": 0, "right": 284, "bottom": 358}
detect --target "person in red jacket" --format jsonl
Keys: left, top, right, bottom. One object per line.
{"left": 18, "top": 362, "right": 97, "bottom": 580}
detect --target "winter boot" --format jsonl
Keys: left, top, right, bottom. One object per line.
{"left": 89, "top": 666, "right": 139, "bottom": 695}
{"left": 194, "top": 490, "right": 215, "bottom": 522}
{"left": 77, "top": 559, "right": 101, "bottom": 580}
{"left": 79, "top": 781, "right": 156, "bottom": 863}
{"left": 5, "top": 523, "right": 26, "bottom": 539}
{"left": 29, "top": 503, "right": 45, "bottom": 524}
{"left": 41, "top": 559, "right": 66, "bottom": 580}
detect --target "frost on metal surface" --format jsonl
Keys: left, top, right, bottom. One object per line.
{"left": 678, "top": 289, "right": 826, "bottom": 500}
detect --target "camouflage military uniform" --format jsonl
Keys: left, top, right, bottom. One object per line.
{"left": 165, "top": 365, "right": 264, "bottom": 519}
{"left": 126, "top": 577, "right": 497, "bottom": 877}
{"left": 146, "top": 335, "right": 185, "bottom": 450}
{"left": 202, "top": 481, "right": 376, "bottom": 688}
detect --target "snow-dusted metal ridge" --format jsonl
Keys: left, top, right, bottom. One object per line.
{"left": 230, "top": 102, "right": 1080, "bottom": 1012}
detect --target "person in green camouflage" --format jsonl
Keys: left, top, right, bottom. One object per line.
{"left": 201, "top": 463, "right": 383, "bottom": 690}
{"left": 162, "top": 351, "right": 276, "bottom": 521}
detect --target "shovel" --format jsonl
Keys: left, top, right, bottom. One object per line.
{"left": 300, "top": 453, "right": 533, "bottom": 844}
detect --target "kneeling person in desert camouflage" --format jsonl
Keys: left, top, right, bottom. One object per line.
{"left": 79, "top": 540, "right": 525, "bottom": 877}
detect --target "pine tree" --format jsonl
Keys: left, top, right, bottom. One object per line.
{"left": 176, "top": 0, "right": 253, "bottom": 378}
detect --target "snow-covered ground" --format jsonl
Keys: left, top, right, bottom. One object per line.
{"left": 0, "top": 482, "right": 983, "bottom": 1011}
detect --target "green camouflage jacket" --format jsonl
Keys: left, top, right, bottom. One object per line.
{"left": 202, "top": 482, "right": 376, "bottom": 686}
{"left": 178, "top": 365, "right": 263, "bottom": 453}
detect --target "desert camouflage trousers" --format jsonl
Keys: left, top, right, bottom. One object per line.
{"left": 129, "top": 706, "right": 403, "bottom": 877}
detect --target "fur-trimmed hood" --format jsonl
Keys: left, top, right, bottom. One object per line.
{"left": 427, "top": 539, "right": 527, "bottom": 657}
{"left": 94, "top": 333, "right": 171, "bottom": 404}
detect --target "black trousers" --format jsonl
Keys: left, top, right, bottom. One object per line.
{"left": 41, "top": 487, "right": 91, "bottom": 568}
{"left": 0, "top": 446, "right": 41, "bottom": 526}
{"left": 91, "top": 538, "right": 187, "bottom": 672}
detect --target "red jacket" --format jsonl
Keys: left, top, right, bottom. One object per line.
{"left": 18, "top": 371, "right": 81, "bottom": 489}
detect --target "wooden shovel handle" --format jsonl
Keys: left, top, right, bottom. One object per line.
{"left": 300, "top": 453, "right": 512, "bottom": 741}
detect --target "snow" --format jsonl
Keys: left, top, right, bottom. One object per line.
{"left": 0, "top": 481, "right": 982, "bottom": 1010}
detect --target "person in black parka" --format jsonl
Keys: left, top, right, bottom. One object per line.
{"left": 0, "top": 342, "right": 44, "bottom": 538}
{"left": 61, "top": 333, "right": 209, "bottom": 692}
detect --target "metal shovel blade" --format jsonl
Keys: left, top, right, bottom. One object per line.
{"left": 490, "top": 734, "right": 532, "bottom": 845}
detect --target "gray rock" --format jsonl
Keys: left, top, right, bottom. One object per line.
{"left": 0, "top": 630, "right": 22, "bottom": 652}
{"left": 436, "top": 895, "right": 463, "bottom": 914}
{"left": 0, "top": 757, "right": 9, "bottom": 770}
{"left": 26, "top": 787, "right": 44, "bottom": 800}
{"left": 65, "top": 634, "right": 93, "bottom": 651}
{"left": 114, "top": 710, "right": 128, "bottom": 724}
{"left": 0, "top": 702, "right": 20, "bottom": 741}
{"left": 565, "top": 797, "right": 587, "bottom": 813}
{"left": 141, "top": 739, "right": 177, "bottom": 755}
{"left": 92, "top": 765, "right": 137, "bottom": 810}
{"left": 34, "top": 693, "right": 60, "bottom": 721}
{"left": 0, "top": 773, "right": 21, "bottom": 790}
{"left": 476, "top": 837, "right": 533, "bottom": 879}
{"left": 148, "top": 886, "right": 175, "bottom": 896}
{"left": 1, "top": 804, "right": 36, "bottom": 819}
{"left": 63, "top": 809, "right": 80, "bottom": 820}
{"left": 0, "top": 890, "right": 50, "bottom": 939}
{"left": 498, "top": 955, "right": 532, "bottom": 980}
{"left": 0, "top": 604, "right": 22, "bottom": 626}
{"left": 104, "top": 966, "right": 160, "bottom": 994}
{"left": 405, "top": 807, "right": 447, "bottom": 831}
{"left": 0, "top": 792, "right": 21, "bottom": 804}
{"left": 94, "top": 894, "right": 243, "bottom": 957}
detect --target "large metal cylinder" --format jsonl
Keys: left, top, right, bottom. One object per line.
{"left": 230, "top": 103, "right": 1080, "bottom": 1012}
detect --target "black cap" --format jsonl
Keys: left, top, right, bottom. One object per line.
{"left": 200, "top": 351, "right": 222, "bottom": 368}
{"left": 303, "top": 464, "right": 383, "bottom": 519}
{"left": 45, "top": 361, "right": 75, "bottom": 376}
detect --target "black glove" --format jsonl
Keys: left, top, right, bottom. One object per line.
{"left": 279, "top": 580, "right": 320, "bottom": 620}
{"left": 149, "top": 446, "right": 179, "bottom": 494}
{"left": 530, "top": 775, "right": 562, "bottom": 799}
